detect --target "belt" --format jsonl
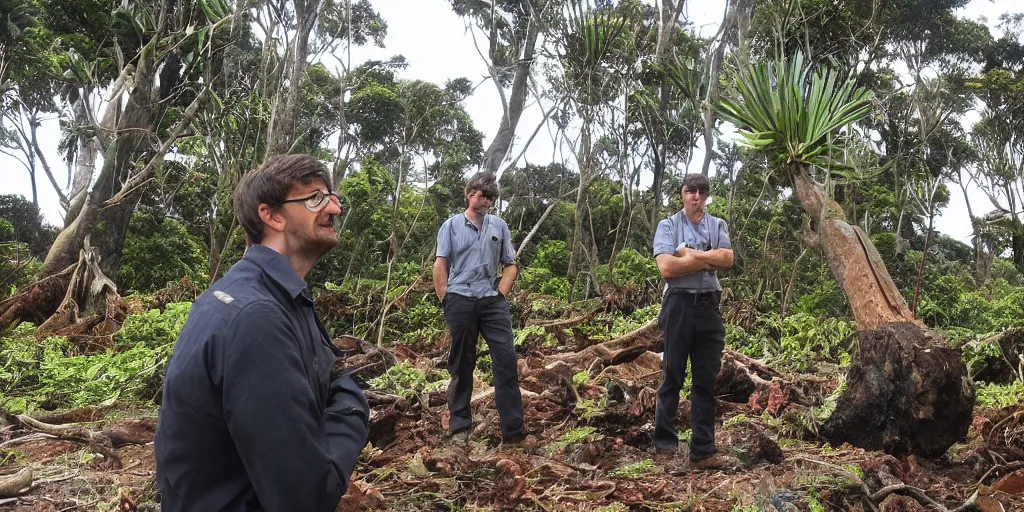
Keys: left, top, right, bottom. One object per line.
{"left": 667, "top": 289, "right": 720, "bottom": 301}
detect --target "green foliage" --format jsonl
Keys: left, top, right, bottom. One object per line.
{"left": 992, "top": 259, "right": 1024, "bottom": 286}
{"left": 609, "top": 304, "right": 659, "bottom": 337}
{"left": 763, "top": 313, "right": 855, "bottom": 370}
{"left": 975, "top": 381, "right": 1024, "bottom": 409}
{"left": 0, "top": 236, "right": 41, "bottom": 301}
{"left": 543, "top": 426, "right": 603, "bottom": 455}
{"left": 609, "top": 459, "right": 660, "bottom": 479}
{"left": 396, "top": 297, "right": 446, "bottom": 346}
{"left": 532, "top": 240, "right": 570, "bottom": 276}
{"left": 597, "top": 248, "right": 659, "bottom": 288}
{"left": 718, "top": 52, "right": 873, "bottom": 169}
{"left": 0, "top": 194, "right": 57, "bottom": 258}
{"left": 518, "top": 267, "right": 572, "bottom": 300}
{"left": 790, "top": 280, "right": 848, "bottom": 318}
{"left": 575, "top": 393, "right": 609, "bottom": 420}
{"left": 514, "top": 325, "right": 553, "bottom": 348}
{"left": 725, "top": 324, "right": 767, "bottom": 358}
{"left": 114, "top": 302, "right": 191, "bottom": 349}
{"left": 0, "top": 322, "right": 173, "bottom": 413}
{"left": 120, "top": 209, "right": 209, "bottom": 294}
{"left": 368, "top": 362, "right": 447, "bottom": 399}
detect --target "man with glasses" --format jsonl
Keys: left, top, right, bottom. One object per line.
{"left": 433, "top": 172, "right": 525, "bottom": 447}
{"left": 652, "top": 173, "right": 738, "bottom": 470}
{"left": 156, "top": 154, "right": 369, "bottom": 512}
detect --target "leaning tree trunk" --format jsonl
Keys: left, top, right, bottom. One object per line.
{"left": 41, "top": 76, "right": 154, "bottom": 278}
{"left": 481, "top": 18, "right": 540, "bottom": 175}
{"left": 789, "top": 163, "right": 974, "bottom": 457}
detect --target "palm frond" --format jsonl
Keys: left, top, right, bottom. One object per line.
{"left": 718, "top": 52, "right": 873, "bottom": 168}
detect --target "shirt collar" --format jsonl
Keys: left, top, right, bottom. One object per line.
{"left": 243, "top": 244, "right": 309, "bottom": 300}
{"left": 463, "top": 213, "right": 490, "bottom": 230}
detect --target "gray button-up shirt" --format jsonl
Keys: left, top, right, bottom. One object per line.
{"left": 436, "top": 213, "right": 516, "bottom": 298}
{"left": 652, "top": 211, "right": 731, "bottom": 291}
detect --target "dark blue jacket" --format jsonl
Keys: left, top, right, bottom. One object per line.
{"left": 155, "top": 245, "right": 369, "bottom": 512}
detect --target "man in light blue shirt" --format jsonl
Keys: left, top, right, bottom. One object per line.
{"left": 652, "top": 173, "right": 737, "bottom": 469}
{"left": 433, "top": 172, "right": 524, "bottom": 446}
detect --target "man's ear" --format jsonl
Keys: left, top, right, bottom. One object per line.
{"left": 258, "top": 203, "right": 287, "bottom": 235}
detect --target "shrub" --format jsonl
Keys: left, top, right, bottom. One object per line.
{"left": 532, "top": 240, "right": 570, "bottom": 276}
{"left": 1, "top": 321, "right": 174, "bottom": 413}
{"left": 114, "top": 302, "right": 192, "bottom": 349}
{"left": 120, "top": 210, "right": 209, "bottom": 294}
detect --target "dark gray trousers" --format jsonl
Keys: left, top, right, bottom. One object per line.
{"left": 443, "top": 293, "right": 524, "bottom": 441}
{"left": 654, "top": 289, "right": 725, "bottom": 460}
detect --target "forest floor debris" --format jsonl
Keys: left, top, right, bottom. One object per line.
{"left": 1, "top": 328, "right": 1021, "bottom": 510}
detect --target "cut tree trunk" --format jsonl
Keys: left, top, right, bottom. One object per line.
{"left": 821, "top": 323, "right": 974, "bottom": 456}
{"left": 789, "top": 163, "right": 974, "bottom": 456}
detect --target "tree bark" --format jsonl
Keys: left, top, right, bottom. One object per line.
{"left": 647, "top": 0, "right": 685, "bottom": 231}
{"left": 482, "top": 18, "right": 540, "bottom": 175}
{"left": 267, "top": 0, "right": 321, "bottom": 155}
{"left": 790, "top": 163, "right": 919, "bottom": 329}
{"left": 41, "top": 78, "right": 154, "bottom": 278}
{"left": 787, "top": 163, "right": 975, "bottom": 456}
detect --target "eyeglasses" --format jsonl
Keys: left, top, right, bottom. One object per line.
{"left": 280, "top": 190, "right": 341, "bottom": 212}
{"left": 683, "top": 188, "right": 709, "bottom": 197}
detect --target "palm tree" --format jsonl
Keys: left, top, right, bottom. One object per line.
{"left": 718, "top": 53, "right": 974, "bottom": 457}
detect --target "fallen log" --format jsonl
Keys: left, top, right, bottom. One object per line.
{"left": 29, "top": 403, "right": 116, "bottom": 425}
{"left": 0, "top": 264, "right": 75, "bottom": 332}
{"left": 963, "top": 328, "right": 1024, "bottom": 385}
{"left": 717, "top": 350, "right": 783, "bottom": 404}
{"left": 0, "top": 467, "right": 32, "bottom": 498}
{"left": 15, "top": 415, "right": 123, "bottom": 468}
{"left": 549, "top": 318, "right": 659, "bottom": 367}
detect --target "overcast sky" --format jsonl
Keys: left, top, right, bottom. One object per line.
{"left": 3, "top": 0, "right": 1022, "bottom": 244}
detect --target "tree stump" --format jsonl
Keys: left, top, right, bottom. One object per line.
{"left": 822, "top": 322, "right": 975, "bottom": 456}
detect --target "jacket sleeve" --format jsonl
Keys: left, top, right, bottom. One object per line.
{"left": 324, "top": 373, "right": 370, "bottom": 491}
{"left": 220, "top": 300, "right": 365, "bottom": 512}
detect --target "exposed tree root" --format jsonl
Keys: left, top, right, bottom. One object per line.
{"left": 0, "top": 264, "right": 75, "bottom": 332}
{"left": 549, "top": 318, "right": 659, "bottom": 367}
{"left": 0, "top": 467, "right": 33, "bottom": 498}
{"left": 36, "top": 245, "right": 127, "bottom": 353}
{"left": 15, "top": 415, "right": 124, "bottom": 469}
{"left": 29, "top": 403, "right": 117, "bottom": 425}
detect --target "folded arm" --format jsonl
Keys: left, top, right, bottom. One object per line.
{"left": 685, "top": 248, "right": 734, "bottom": 270}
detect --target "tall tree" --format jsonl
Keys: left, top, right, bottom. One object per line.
{"left": 448, "top": 0, "right": 546, "bottom": 175}
{"left": 719, "top": 53, "right": 974, "bottom": 456}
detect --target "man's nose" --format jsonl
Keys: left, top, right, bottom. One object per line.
{"left": 324, "top": 195, "right": 342, "bottom": 214}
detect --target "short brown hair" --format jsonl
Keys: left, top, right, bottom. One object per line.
{"left": 234, "top": 154, "right": 332, "bottom": 245}
{"left": 465, "top": 172, "right": 499, "bottom": 199}
{"left": 680, "top": 173, "right": 711, "bottom": 195}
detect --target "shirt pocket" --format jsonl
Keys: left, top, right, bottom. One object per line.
{"left": 486, "top": 228, "right": 502, "bottom": 271}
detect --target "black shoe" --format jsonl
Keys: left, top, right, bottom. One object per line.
{"left": 450, "top": 430, "right": 469, "bottom": 445}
